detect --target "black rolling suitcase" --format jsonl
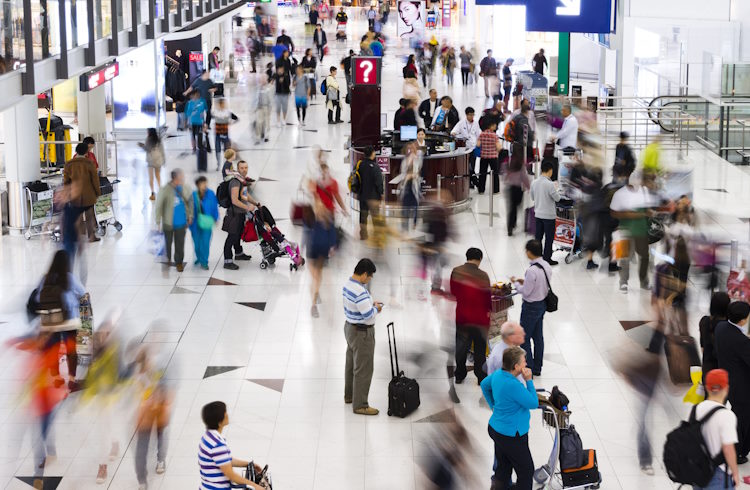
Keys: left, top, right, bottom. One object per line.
{"left": 197, "top": 133, "right": 208, "bottom": 172}
{"left": 561, "top": 448, "right": 601, "bottom": 487}
{"left": 387, "top": 322, "right": 420, "bottom": 418}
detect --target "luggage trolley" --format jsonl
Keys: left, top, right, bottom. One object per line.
{"left": 94, "top": 176, "right": 123, "bottom": 236}
{"left": 553, "top": 201, "right": 582, "bottom": 264}
{"left": 25, "top": 181, "right": 61, "bottom": 241}
{"left": 534, "top": 391, "right": 601, "bottom": 490}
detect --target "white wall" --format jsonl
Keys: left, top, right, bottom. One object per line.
{"left": 569, "top": 34, "right": 600, "bottom": 77}
{"left": 731, "top": 0, "right": 750, "bottom": 61}
{"left": 628, "top": 0, "right": 731, "bottom": 21}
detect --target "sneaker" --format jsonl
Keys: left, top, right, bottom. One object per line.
{"left": 234, "top": 253, "right": 252, "bottom": 261}
{"left": 96, "top": 464, "right": 107, "bottom": 484}
{"left": 310, "top": 305, "right": 319, "bottom": 318}
{"left": 640, "top": 282, "right": 651, "bottom": 291}
{"left": 176, "top": 263, "right": 185, "bottom": 272}
{"left": 448, "top": 385, "right": 460, "bottom": 404}
{"left": 548, "top": 259, "right": 559, "bottom": 266}
{"left": 640, "top": 464, "right": 654, "bottom": 476}
{"left": 109, "top": 442, "right": 119, "bottom": 461}
{"left": 353, "top": 406, "right": 379, "bottom": 416}
{"left": 156, "top": 461, "right": 166, "bottom": 474}
{"left": 223, "top": 262, "right": 239, "bottom": 270}
{"left": 608, "top": 262, "right": 621, "bottom": 273}
{"left": 586, "top": 260, "right": 599, "bottom": 270}
{"left": 619, "top": 284, "right": 628, "bottom": 294}
{"left": 201, "top": 264, "right": 209, "bottom": 270}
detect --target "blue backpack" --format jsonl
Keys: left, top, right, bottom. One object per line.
{"left": 320, "top": 79, "right": 327, "bottom": 95}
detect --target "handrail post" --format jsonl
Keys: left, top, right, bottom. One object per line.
{"left": 489, "top": 169, "right": 494, "bottom": 228}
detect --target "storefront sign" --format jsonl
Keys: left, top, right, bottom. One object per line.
{"left": 474, "top": 0, "right": 613, "bottom": 33}
{"left": 79, "top": 60, "right": 119, "bottom": 92}
{"left": 354, "top": 57, "right": 380, "bottom": 85}
{"left": 376, "top": 156, "right": 390, "bottom": 174}
{"left": 441, "top": 0, "right": 451, "bottom": 27}
{"left": 188, "top": 52, "right": 203, "bottom": 62}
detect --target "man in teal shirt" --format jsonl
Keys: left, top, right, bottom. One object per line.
{"left": 481, "top": 345, "right": 537, "bottom": 490}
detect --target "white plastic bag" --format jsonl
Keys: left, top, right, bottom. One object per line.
{"left": 147, "top": 230, "right": 166, "bottom": 260}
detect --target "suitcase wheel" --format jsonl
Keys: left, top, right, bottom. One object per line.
{"left": 387, "top": 410, "right": 392, "bottom": 416}
{"left": 115, "top": 222, "right": 123, "bottom": 232}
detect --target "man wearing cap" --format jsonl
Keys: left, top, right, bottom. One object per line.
{"left": 502, "top": 58, "right": 514, "bottom": 113}
{"left": 693, "top": 369, "right": 740, "bottom": 488}
{"left": 714, "top": 300, "right": 750, "bottom": 465}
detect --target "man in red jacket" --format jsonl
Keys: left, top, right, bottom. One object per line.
{"left": 450, "top": 247, "right": 491, "bottom": 384}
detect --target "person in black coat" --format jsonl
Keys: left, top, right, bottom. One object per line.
{"left": 356, "top": 146, "right": 384, "bottom": 240}
{"left": 430, "top": 96, "right": 459, "bottom": 133}
{"left": 313, "top": 24, "right": 328, "bottom": 62}
{"left": 418, "top": 89, "right": 438, "bottom": 128}
{"left": 700, "top": 292, "right": 731, "bottom": 384}
{"left": 714, "top": 300, "right": 750, "bottom": 464}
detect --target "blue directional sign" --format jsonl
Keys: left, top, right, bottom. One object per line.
{"left": 474, "top": 0, "right": 613, "bottom": 34}
{"left": 526, "top": 0, "right": 612, "bottom": 33}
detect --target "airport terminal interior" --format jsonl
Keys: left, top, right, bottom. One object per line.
{"left": 2, "top": 0, "right": 750, "bottom": 489}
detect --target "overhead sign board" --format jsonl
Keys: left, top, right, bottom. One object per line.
{"left": 79, "top": 60, "right": 119, "bottom": 92}
{"left": 353, "top": 57, "right": 381, "bottom": 86}
{"left": 474, "top": 0, "right": 613, "bottom": 33}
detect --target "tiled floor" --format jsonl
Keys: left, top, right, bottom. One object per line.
{"left": 2, "top": 9, "right": 750, "bottom": 490}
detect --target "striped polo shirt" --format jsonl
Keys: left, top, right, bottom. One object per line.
{"left": 199, "top": 429, "right": 232, "bottom": 489}
{"left": 342, "top": 278, "right": 377, "bottom": 325}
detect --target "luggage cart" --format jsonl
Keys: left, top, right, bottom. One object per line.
{"left": 336, "top": 21, "right": 347, "bottom": 41}
{"left": 554, "top": 202, "right": 582, "bottom": 264}
{"left": 94, "top": 176, "right": 123, "bottom": 236}
{"left": 534, "top": 391, "right": 601, "bottom": 490}
{"left": 25, "top": 182, "right": 61, "bottom": 241}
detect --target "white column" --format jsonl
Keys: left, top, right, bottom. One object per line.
{"left": 5, "top": 95, "right": 42, "bottom": 231}
{"left": 77, "top": 84, "right": 108, "bottom": 175}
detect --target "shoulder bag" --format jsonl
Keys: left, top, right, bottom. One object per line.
{"left": 532, "top": 263, "right": 558, "bottom": 312}
{"left": 196, "top": 193, "right": 214, "bottom": 230}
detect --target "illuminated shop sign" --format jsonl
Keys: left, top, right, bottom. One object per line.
{"left": 474, "top": 0, "right": 613, "bottom": 33}
{"left": 79, "top": 60, "right": 119, "bottom": 92}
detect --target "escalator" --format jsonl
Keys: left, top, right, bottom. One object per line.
{"left": 647, "top": 95, "right": 704, "bottom": 133}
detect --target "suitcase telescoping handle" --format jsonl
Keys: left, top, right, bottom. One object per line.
{"left": 386, "top": 322, "right": 403, "bottom": 378}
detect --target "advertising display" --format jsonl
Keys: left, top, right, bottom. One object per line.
{"left": 397, "top": 0, "right": 426, "bottom": 39}
{"left": 441, "top": 0, "right": 451, "bottom": 27}
{"left": 112, "top": 40, "right": 166, "bottom": 131}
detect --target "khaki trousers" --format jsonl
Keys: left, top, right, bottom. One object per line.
{"left": 344, "top": 321, "right": 375, "bottom": 410}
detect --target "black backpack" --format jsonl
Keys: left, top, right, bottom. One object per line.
{"left": 663, "top": 405, "right": 726, "bottom": 487}
{"left": 216, "top": 180, "right": 233, "bottom": 208}
{"left": 559, "top": 425, "right": 584, "bottom": 470}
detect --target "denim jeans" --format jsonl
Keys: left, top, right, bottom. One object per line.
{"left": 62, "top": 204, "right": 86, "bottom": 260}
{"left": 520, "top": 300, "right": 546, "bottom": 374}
{"left": 693, "top": 467, "right": 735, "bottom": 489}
{"left": 214, "top": 134, "right": 230, "bottom": 164}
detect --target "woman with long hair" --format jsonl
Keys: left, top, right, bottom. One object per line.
{"left": 139, "top": 128, "right": 165, "bottom": 200}
{"left": 699, "top": 291, "right": 730, "bottom": 384}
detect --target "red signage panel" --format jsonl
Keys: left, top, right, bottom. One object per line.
{"left": 79, "top": 60, "right": 119, "bottom": 92}
{"left": 354, "top": 57, "right": 379, "bottom": 86}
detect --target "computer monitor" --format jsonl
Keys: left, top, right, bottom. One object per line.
{"left": 400, "top": 125, "right": 417, "bottom": 141}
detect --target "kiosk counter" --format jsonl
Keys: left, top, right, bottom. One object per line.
{"left": 349, "top": 129, "right": 472, "bottom": 213}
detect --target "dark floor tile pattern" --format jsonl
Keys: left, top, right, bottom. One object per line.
{"left": 207, "top": 277, "right": 237, "bottom": 286}
{"left": 203, "top": 366, "right": 244, "bottom": 379}
{"left": 16, "top": 476, "right": 62, "bottom": 489}
{"left": 236, "top": 302, "right": 266, "bottom": 311}
{"left": 247, "top": 379, "right": 285, "bottom": 393}
{"left": 414, "top": 408, "right": 455, "bottom": 423}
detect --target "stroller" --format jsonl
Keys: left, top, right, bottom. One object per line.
{"left": 242, "top": 206, "right": 305, "bottom": 271}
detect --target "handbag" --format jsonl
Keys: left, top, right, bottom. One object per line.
{"left": 532, "top": 263, "right": 558, "bottom": 312}
{"left": 611, "top": 229, "right": 630, "bottom": 260}
{"left": 195, "top": 195, "right": 214, "bottom": 230}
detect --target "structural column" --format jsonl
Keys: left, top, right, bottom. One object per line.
{"left": 77, "top": 84, "right": 108, "bottom": 175}
{"left": 5, "top": 95, "right": 43, "bottom": 232}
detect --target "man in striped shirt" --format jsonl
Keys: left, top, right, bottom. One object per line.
{"left": 198, "top": 401, "right": 265, "bottom": 490}
{"left": 343, "top": 258, "right": 383, "bottom": 415}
